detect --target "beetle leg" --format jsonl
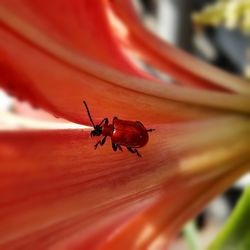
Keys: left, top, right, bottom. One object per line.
{"left": 94, "top": 136, "right": 107, "bottom": 149}
{"left": 112, "top": 143, "right": 123, "bottom": 152}
{"left": 134, "top": 149, "right": 142, "bottom": 157}
{"left": 94, "top": 141, "right": 101, "bottom": 150}
{"left": 112, "top": 143, "right": 118, "bottom": 152}
{"left": 147, "top": 129, "right": 155, "bottom": 132}
{"left": 101, "top": 136, "right": 107, "bottom": 145}
{"left": 98, "top": 118, "right": 109, "bottom": 126}
{"left": 127, "top": 147, "right": 134, "bottom": 154}
{"left": 127, "top": 147, "right": 142, "bottom": 157}
{"left": 118, "top": 144, "right": 123, "bottom": 152}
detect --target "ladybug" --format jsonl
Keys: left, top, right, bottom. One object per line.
{"left": 83, "top": 101, "right": 155, "bottom": 157}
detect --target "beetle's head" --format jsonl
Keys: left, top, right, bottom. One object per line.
{"left": 91, "top": 125, "right": 102, "bottom": 137}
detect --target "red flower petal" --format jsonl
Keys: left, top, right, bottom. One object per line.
{"left": 97, "top": 164, "right": 250, "bottom": 250}
{"left": 0, "top": 1, "right": 250, "bottom": 249}
{"left": 109, "top": 1, "right": 250, "bottom": 94}
{"left": 0, "top": 116, "right": 250, "bottom": 248}
{"left": 0, "top": 129, "right": 157, "bottom": 248}
{"left": 0, "top": 2, "right": 250, "bottom": 125}
{"left": 1, "top": 0, "right": 152, "bottom": 76}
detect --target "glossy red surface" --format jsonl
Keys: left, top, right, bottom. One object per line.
{"left": 111, "top": 119, "right": 149, "bottom": 148}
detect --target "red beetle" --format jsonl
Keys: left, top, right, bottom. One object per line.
{"left": 83, "top": 101, "right": 154, "bottom": 157}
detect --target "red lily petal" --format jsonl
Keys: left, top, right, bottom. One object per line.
{"left": 0, "top": 116, "right": 250, "bottom": 248}
{"left": 109, "top": 0, "right": 250, "bottom": 94}
{"left": 0, "top": 129, "right": 157, "bottom": 248}
{"left": 0, "top": 2, "right": 250, "bottom": 248}
{"left": 98, "top": 164, "right": 250, "bottom": 250}
{"left": 0, "top": 2, "right": 250, "bottom": 125}
{"left": 0, "top": 0, "right": 152, "bottom": 78}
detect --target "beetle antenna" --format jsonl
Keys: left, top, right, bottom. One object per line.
{"left": 83, "top": 101, "right": 96, "bottom": 127}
